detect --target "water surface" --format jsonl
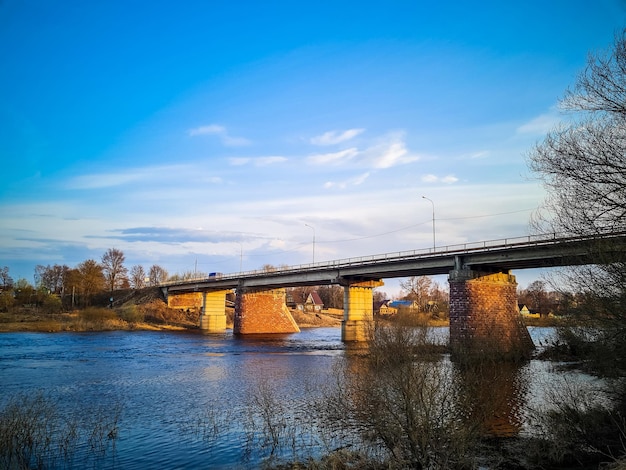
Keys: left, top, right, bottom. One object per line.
{"left": 0, "top": 327, "right": 602, "bottom": 468}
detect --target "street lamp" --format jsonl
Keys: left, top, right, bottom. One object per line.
{"left": 237, "top": 242, "right": 243, "bottom": 272}
{"left": 304, "top": 223, "right": 316, "bottom": 264}
{"left": 422, "top": 196, "right": 435, "bottom": 251}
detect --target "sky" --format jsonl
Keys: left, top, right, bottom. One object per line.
{"left": 1, "top": 1, "right": 625, "bottom": 296}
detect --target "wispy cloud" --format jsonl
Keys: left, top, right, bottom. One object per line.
{"left": 229, "top": 157, "right": 250, "bottom": 166}
{"left": 257, "top": 156, "right": 288, "bottom": 166}
{"left": 362, "top": 133, "right": 420, "bottom": 169}
{"left": 65, "top": 165, "right": 193, "bottom": 190}
{"left": 98, "top": 227, "right": 247, "bottom": 244}
{"left": 188, "top": 124, "right": 225, "bottom": 136}
{"left": 324, "top": 172, "right": 370, "bottom": 189}
{"left": 516, "top": 110, "right": 561, "bottom": 135}
{"left": 307, "top": 133, "right": 420, "bottom": 170}
{"left": 187, "top": 124, "right": 251, "bottom": 146}
{"left": 310, "top": 128, "right": 365, "bottom": 146}
{"left": 421, "top": 174, "right": 459, "bottom": 184}
{"left": 228, "top": 156, "right": 288, "bottom": 166}
{"left": 307, "top": 148, "right": 358, "bottom": 165}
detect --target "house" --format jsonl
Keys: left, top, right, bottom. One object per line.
{"left": 304, "top": 291, "right": 324, "bottom": 312}
{"left": 375, "top": 300, "right": 397, "bottom": 316}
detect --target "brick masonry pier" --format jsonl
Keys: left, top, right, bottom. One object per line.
{"left": 448, "top": 269, "right": 534, "bottom": 359}
{"left": 233, "top": 287, "right": 300, "bottom": 335}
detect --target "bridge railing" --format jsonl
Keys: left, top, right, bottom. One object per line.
{"left": 160, "top": 231, "right": 625, "bottom": 287}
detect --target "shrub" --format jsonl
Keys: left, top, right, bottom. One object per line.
{"left": 528, "top": 375, "right": 626, "bottom": 467}
{"left": 42, "top": 294, "right": 62, "bottom": 314}
{"left": 79, "top": 307, "right": 117, "bottom": 325}
{"left": 0, "top": 392, "right": 120, "bottom": 469}
{"left": 118, "top": 304, "right": 144, "bottom": 323}
{"left": 319, "top": 323, "right": 479, "bottom": 469}
{"left": 0, "top": 292, "right": 14, "bottom": 312}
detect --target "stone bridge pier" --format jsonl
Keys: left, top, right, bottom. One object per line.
{"left": 448, "top": 268, "right": 534, "bottom": 359}
{"left": 233, "top": 286, "right": 300, "bottom": 335}
{"left": 341, "top": 279, "right": 384, "bottom": 342}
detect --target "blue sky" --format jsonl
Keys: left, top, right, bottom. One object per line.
{"left": 1, "top": 1, "right": 625, "bottom": 295}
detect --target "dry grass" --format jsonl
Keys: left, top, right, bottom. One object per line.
{"left": 0, "top": 301, "right": 196, "bottom": 333}
{"left": 290, "top": 309, "right": 342, "bottom": 328}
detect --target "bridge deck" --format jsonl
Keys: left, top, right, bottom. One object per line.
{"left": 163, "top": 232, "right": 626, "bottom": 293}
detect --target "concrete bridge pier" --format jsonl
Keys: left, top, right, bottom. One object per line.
{"left": 199, "top": 290, "right": 230, "bottom": 333}
{"left": 341, "top": 279, "right": 384, "bottom": 342}
{"left": 448, "top": 269, "right": 534, "bottom": 360}
{"left": 234, "top": 287, "right": 300, "bottom": 335}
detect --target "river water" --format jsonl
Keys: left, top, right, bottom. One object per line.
{"left": 0, "top": 327, "right": 604, "bottom": 469}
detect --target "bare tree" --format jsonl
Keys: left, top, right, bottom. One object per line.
{"left": 64, "top": 268, "right": 82, "bottom": 309}
{"left": 528, "top": 30, "right": 626, "bottom": 376}
{"left": 35, "top": 264, "right": 69, "bottom": 295}
{"left": 529, "top": 30, "right": 626, "bottom": 237}
{"left": 320, "top": 324, "right": 479, "bottom": 468}
{"left": 77, "top": 260, "right": 105, "bottom": 306}
{"left": 0, "top": 266, "right": 13, "bottom": 290}
{"left": 101, "top": 249, "right": 128, "bottom": 292}
{"left": 318, "top": 285, "right": 344, "bottom": 309}
{"left": 129, "top": 265, "right": 146, "bottom": 289}
{"left": 519, "top": 280, "right": 551, "bottom": 317}
{"left": 148, "top": 265, "right": 168, "bottom": 286}
{"left": 400, "top": 276, "right": 433, "bottom": 311}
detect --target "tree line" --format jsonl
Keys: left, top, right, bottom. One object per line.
{"left": 0, "top": 248, "right": 172, "bottom": 311}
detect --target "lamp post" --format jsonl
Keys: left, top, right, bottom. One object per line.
{"left": 304, "top": 223, "right": 316, "bottom": 264}
{"left": 237, "top": 242, "right": 243, "bottom": 272}
{"left": 422, "top": 196, "right": 435, "bottom": 251}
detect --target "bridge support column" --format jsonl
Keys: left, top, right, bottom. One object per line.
{"left": 342, "top": 279, "right": 384, "bottom": 342}
{"left": 234, "top": 287, "right": 300, "bottom": 335}
{"left": 199, "top": 290, "right": 229, "bottom": 333}
{"left": 449, "top": 269, "right": 534, "bottom": 360}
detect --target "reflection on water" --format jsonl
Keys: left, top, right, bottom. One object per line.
{"left": 456, "top": 360, "right": 528, "bottom": 437}
{"left": 0, "top": 327, "right": 604, "bottom": 468}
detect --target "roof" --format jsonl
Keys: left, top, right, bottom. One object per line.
{"left": 307, "top": 291, "right": 324, "bottom": 305}
{"left": 389, "top": 300, "right": 416, "bottom": 308}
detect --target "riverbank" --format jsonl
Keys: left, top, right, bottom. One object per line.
{"left": 0, "top": 302, "right": 344, "bottom": 333}
{"left": 0, "top": 301, "right": 558, "bottom": 333}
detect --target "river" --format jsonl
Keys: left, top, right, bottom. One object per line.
{"left": 0, "top": 327, "right": 604, "bottom": 469}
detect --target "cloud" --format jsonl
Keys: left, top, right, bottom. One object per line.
{"left": 97, "top": 227, "right": 250, "bottom": 244}
{"left": 67, "top": 172, "right": 144, "bottom": 189}
{"left": 256, "top": 156, "right": 288, "bottom": 166}
{"left": 188, "top": 124, "right": 225, "bottom": 136}
{"left": 65, "top": 165, "right": 192, "bottom": 189}
{"left": 187, "top": 124, "right": 251, "bottom": 146}
{"left": 363, "top": 133, "right": 420, "bottom": 169}
{"left": 516, "top": 111, "right": 561, "bottom": 135}
{"left": 307, "top": 132, "right": 420, "bottom": 170}
{"left": 324, "top": 172, "right": 370, "bottom": 189}
{"left": 229, "top": 157, "right": 250, "bottom": 166}
{"left": 310, "top": 128, "right": 365, "bottom": 146}
{"left": 421, "top": 174, "right": 459, "bottom": 184}
{"left": 307, "top": 148, "right": 358, "bottom": 165}
{"left": 229, "top": 156, "right": 288, "bottom": 166}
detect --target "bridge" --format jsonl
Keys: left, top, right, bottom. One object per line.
{"left": 161, "top": 231, "right": 626, "bottom": 357}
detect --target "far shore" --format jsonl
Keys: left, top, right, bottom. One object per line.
{"left": 0, "top": 306, "right": 345, "bottom": 333}
{"left": 0, "top": 306, "right": 561, "bottom": 334}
